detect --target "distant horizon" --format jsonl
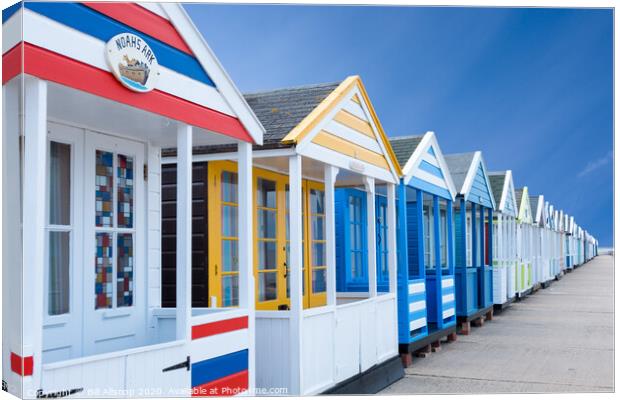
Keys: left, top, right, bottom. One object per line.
{"left": 186, "top": 4, "right": 613, "bottom": 246}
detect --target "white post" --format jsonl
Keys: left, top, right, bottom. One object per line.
{"left": 386, "top": 183, "right": 397, "bottom": 295}
{"left": 176, "top": 124, "right": 192, "bottom": 341}
{"left": 364, "top": 177, "right": 377, "bottom": 298}
{"left": 22, "top": 76, "right": 47, "bottom": 397}
{"left": 324, "top": 165, "right": 339, "bottom": 306}
{"left": 288, "top": 155, "right": 303, "bottom": 395}
{"left": 237, "top": 141, "right": 255, "bottom": 391}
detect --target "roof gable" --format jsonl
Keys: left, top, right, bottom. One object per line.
{"left": 447, "top": 152, "right": 495, "bottom": 208}
{"left": 515, "top": 187, "right": 533, "bottom": 224}
{"left": 391, "top": 132, "right": 456, "bottom": 200}
{"left": 289, "top": 76, "right": 401, "bottom": 182}
{"left": 489, "top": 171, "right": 517, "bottom": 216}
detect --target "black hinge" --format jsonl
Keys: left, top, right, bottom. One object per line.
{"left": 36, "top": 388, "right": 83, "bottom": 398}
{"left": 162, "top": 356, "right": 190, "bottom": 372}
{"left": 2, "top": 380, "right": 7, "bottom": 392}
{"left": 144, "top": 164, "right": 148, "bottom": 181}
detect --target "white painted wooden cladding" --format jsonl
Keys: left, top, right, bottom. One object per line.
{"left": 302, "top": 310, "right": 336, "bottom": 395}
{"left": 409, "top": 282, "right": 426, "bottom": 294}
{"left": 255, "top": 315, "right": 291, "bottom": 393}
{"left": 409, "top": 317, "right": 427, "bottom": 331}
{"left": 442, "top": 308, "right": 455, "bottom": 319}
{"left": 441, "top": 278, "right": 454, "bottom": 289}
{"left": 492, "top": 266, "right": 507, "bottom": 304}
{"left": 375, "top": 296, "right": 398, "bottom": 364}
{"left": 409, "top": 301, "right": 426, "bottom": 313}
{"left": 147, "top": 144, "right": 162, "bottom": 311}
{"left": 40, "top": 342, "right": 188, "bottom": 398}
{"left": 21, "top": 9, "right": 235, "bottom": 117}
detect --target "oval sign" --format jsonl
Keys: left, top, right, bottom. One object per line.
{"left": 106, "top": 33, "right": 159, "bottom": 93}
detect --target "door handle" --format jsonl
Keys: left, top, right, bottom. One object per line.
{"left": 283, "top": 262, "right": 288, "bottom": 278}
{"left": 163, "top": 356, "right": 190, "bottom": 372}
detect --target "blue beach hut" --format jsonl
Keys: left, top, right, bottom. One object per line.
{"left": 444, "top": 151, "right": 496, "bottom": 334}
{"left": 386, "top": 132, "right": 458, "bottom": 362}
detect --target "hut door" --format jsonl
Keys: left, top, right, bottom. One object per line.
{"left": 83, "top": 131, "right": 146, "bottom": 356}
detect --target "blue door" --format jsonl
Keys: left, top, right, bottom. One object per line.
{"left": 376, "top": 195, "right": 389, "bottom": 292}
{"left": 335, "top": 188, "right": 368, "bottom": 292}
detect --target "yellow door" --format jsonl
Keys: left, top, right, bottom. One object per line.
{"left": 306, "top": 180, "right": 327, "bottom": 308}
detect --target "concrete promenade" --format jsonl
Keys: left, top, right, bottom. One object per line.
{"left": 381, "top": 255, "right": 614, "bottom": 394}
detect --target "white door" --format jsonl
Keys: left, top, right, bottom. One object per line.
{"left": 83, "top": 131, "right": 146, "bottom": 356}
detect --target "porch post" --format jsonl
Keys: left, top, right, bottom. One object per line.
{"left": 324, "top": 165, "right": 339, "bottom": 306}
{"left": 447, "top": 199, "right": 454, "bottom": 275}
{"left": 22, "top": 76, "right": 47, "bottom": 393}
{"left": 386, "top": 183, "right": 397, "bottom": 295}
{"left": 364, "top": 177, "right": 377, "bottom": 298}
{"left": 288, "top": 155, "right": 303, "bottom": 394}
{"left": 176, "top": 123, "right": 192, "bottom": 340}
{"left": 432, "top": 196, "right": 441, "bottom": 325}
{"left": 237, "top": 141, "right": 255, "bottom": 390}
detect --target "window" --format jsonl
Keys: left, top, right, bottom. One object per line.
{"left": 348, "top": 193, "right": 366, "bottom": 282}
{"left": 220, "top": 171, "right": 239, "bottom": 307}
{"left": 47, "top": 141, "right": 71, "bottom": 315}
{"left": 376, "top": 196, "right": 389, "bottom": 291}
{"left": 423, "top": 195, "right": 434, "bottom": 268}
{"left": 257, "top": 178, "right": 278, "bottom": 302}
{"left": 440, "top": 204, "right": 448, "bottom": 269}
{"left": 309, "top": 187, "right": 326, "bottom": 294}
{"left": 94, "top": 150, "right": 135, "bottom": 309}
{"left": 466, "top": 212, "right": 472, "bottom": 266}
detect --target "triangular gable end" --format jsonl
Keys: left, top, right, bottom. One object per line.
{"left": 500, "top": 171, "right": 518, "bottom": 217}
{"left": 462, "top": 152, "right": 496, "bottom": 209}
{"left": 290, "top": 75, "right": 401, "bottom": 183}
{"left": 402, "top": 132, "right": 457, "bottom": 201}
{"left": 517, "top": 187, "right": 532, "bottom": 224}
{"left": 161, "top": 4, "right": 264, "bottom": 144}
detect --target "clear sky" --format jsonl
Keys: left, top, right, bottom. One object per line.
{"left": 186, "top": 5, "right": 613, "bottom": 246}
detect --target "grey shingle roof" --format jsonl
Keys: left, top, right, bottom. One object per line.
{"left": 444, "top": 152, "right": 476, "bottom": 193}
{"left": 244, "top": 82, "right": 340, "bottom": 145}
{"left": 514, "top": 188, "right": 524, "bottom": 211}
{"left": 388, "top": 135, "right": 424, "bottom": 168}
{"left": 487, "top": 172, "right": 506, "bottom": 206}
{"left": 529, "top": 195, "right": 540, "bottom": 220}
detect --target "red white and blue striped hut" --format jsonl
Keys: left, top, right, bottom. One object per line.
{"left": 2, "top": 2, "right": 264, "bottom": 397}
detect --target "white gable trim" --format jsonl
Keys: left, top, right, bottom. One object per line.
{"left": 162, "top": 4, "right": 265, "bottom": 145}
{"left": 402, "top": 131, "right": 457, "bottom": 200}
{"left": 137, "top": 3, "right": 169, "bottom": 20}
{"left": 462, "top": 151, "right": 496, "bottom": 209}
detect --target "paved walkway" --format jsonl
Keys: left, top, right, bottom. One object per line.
{"left": 381, "top": 255, "right": 614, "bottom": 394}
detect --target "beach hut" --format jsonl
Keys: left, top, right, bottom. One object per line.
{"left": 386, "top": 132, "right": 458, "bottom": 362}
{"left": 563, "top": 214, "right": 574, "bottom": 271}
{"left": 444, "top": 152, "right": 495, "bottom": 333}
{"left": 514, "top": 188, "right": 534, "bottom": 297}
{"left": 488, "top": 171, "right": 518, "bottom": 310}
{"left": 2, "top": 2, "right": 266, "bottom": 397}
{"left": 162, "top": 76, "right": 403, "bottom": 394}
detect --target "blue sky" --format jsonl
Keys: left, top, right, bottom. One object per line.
{"left": 186, "top": 5, "right": 613, "bottom": 246}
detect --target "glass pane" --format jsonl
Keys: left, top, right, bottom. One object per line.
{"left": 221, "top": 239, "right": 239, "bottom": 272}
{"left": 95, "top": 150, "right": 114, "bottom": 227}
{"left": 312, "top": 216, "right": 325, "bottom": 241}
{"left": 49, "top": 231, "right": 70, "bottom": 315}
{"left": 258, "top": 241, "right": 277, "bottom": 270}
{"left": 257, "top": 178, "right": 276, "bottom": 208}
{"left": 117, "top": 154, "right": 134, "bottom": 228}
{"left": 117, "top": 233, "right": 134, "bottom": 307}
{"left": 312, "top": 269, "right": 326, "bottom": 293}
{"left": 221, "top": 275, "right": 239, "bottom": 307}
{"left": 310, "top": 189, "right": 324, "bottom": 214}
{"left": 49, "top": 142, "right": 71, "bottom": 226}
{"left": 221, "top": 171, "right": 238, "bottom": 203}
{"left": 312, "top": 242, "right": 325, "bottom": 267}
{"left": 351, "top": 251, "right": 357, "bottom": 278}
{"left": 221, "top": 205, "right": 238, "bottom": 237}
{"left": 258, "top": 210, "right": 276, "bottom": 239}
{"left": 95, "top": 232, "right": 113, "bottom": 309}
{"left": 258, "top": 272, "right": 277, "bottom": 301}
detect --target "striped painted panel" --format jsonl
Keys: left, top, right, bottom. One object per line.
{"left": 408, "top": 281, "right": 425, "bottom": 295}
{"left": 467, "top": 163, "right": 493, "bottom": 208}
{"left": 441, "top": 276, "right": 456, "bottom": 319}
{"left": 311, "top": 95, "right": 392, "bottom": 171}
{"left": 191, "top": 315, "right": 249, "bottom": 396}
{"left": 409, "top": 144, "right": 451, "bottom": 199}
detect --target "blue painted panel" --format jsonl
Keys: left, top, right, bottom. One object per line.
{"left": 24, "top": 3, "right": 216, "bottom": 87}
{"left": 334, "top": 188, "right": 368, "bottom": 292}
{"left": 191, "top": 349, "right": 248, "bottom": 388}
{"left": 426, "top": 274, "right": 440, "bottom": 325}
{"left": 427, "top": 147, "right": 435, "bottom": 156}
{"left": 418, "top": 160, "right": 444, "bottom": 180}
{"left": 455, "top": 266, "right": 478, "bottom": 317}
{"left": 2, "top": 2, "right": 20, "bottom": 23}
{"left": 454, "top": 199, "right": 465, "bottom": 267}
{"left": 375, "top": 195, "right": 390, "bottom": 292}
{"left": 467, "top": 163, "right": 493, "bottom": 208}
{"left": 407, "top": 176, "right": 451, "bottom": 200}
{"left": 406, "top": 200, "right": 420, "bottom": 278}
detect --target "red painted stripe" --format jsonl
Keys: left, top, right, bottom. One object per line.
{"left": 10, "top": 352, "right": 33, "bottom": 376}
{"left": 191, "top": 370, "right": 248, "bottom": 397}
{"left": 192, "top": 316, "right": 248, "bottom": 340}
{"left": 3, "top": 43, "right": 22, "bottom": 84}
{"left": 19, "top": 43, "right": 252, "bottom": 142}
{"left": 82, "top": 2, "right": 193, "bottom": 55}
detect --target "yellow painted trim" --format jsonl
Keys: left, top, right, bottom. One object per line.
{"left": 306, "top": 179, "right": 327, "bottom": 308}
{"left": 351, "top": 94, "right": 361, "bottom": 104}
{"left": 281, "top": 75, "right": 359, "bottom": 144}
{"left": 333, "top": 109, "right": 375, "bottom": 138}
{"left": 312, "top": 130, "right": 390, "bottom": 170}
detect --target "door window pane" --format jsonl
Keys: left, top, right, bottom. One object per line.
{"left": 221, "top": 171, "right": 238, "bottom": 203}
{"left": 258, "top": 241, "right": 277, "bottom": 269}
{"left": 257, "top": 178, "right": 276, "bottom": 208}
{"left": 222, "top": 275, "right": 239, "bottom": 307}
{"left": 258, "top": 210, "right": 276, "bottom": 238}
{"left": 117, "top": 154, "right": 134, "bottom": 228}
{"left": 95, "top": 150, "right": 114, "bottom": 227}
{"left": 258, "top": 272, "right": 277, "bottom": 301}
{"left": 49, "top": 231, "right": 70, "bottom": 315}
{"left": 117, "top": 233, "right": 133, "bottom": 307}
{"left": 222, "top": 240, "right": 239, "bottom": 272}
{"left": 312, "top": 269, "right": 326, "bottom": 293}
{"left": 49, "top": 142, "right": 71, "bottom": 226}
{"left": 95, "top": 232, "right": 113, "bottom": 309}
{"left": 222, "top": 205, "right": 238, "bottom": 237}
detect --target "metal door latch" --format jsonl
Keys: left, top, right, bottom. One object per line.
{"left": 163, "top": 356, "right": 190, "bottom": 372}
